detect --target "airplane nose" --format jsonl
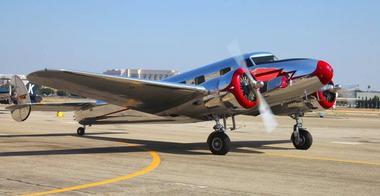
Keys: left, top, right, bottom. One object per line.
{"left": 313, "top": 60, "right": 333, "bottom": 84}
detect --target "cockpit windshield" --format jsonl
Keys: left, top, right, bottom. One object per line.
{"left": 250, "top": 55, "right": 278, "bottom": 65}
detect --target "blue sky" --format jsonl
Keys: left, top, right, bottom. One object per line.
{"left": 0, "top": 0, "right": 379, "bottom": 89}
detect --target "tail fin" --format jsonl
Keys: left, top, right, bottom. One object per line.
{"left": 9, "top": 75, "right": 31, "bottom": 121}
{"left": 26, "top": 82, "right": 42, "bottom": 103}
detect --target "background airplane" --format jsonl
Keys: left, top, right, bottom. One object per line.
{"left": 0, "top": 77, "right": 11, "bottom": 104}
{"left": 6, "top": 51, "right": 337, "bottom": 155}
{"left": 0, "top": 86, "right": 10, "bottom": 104}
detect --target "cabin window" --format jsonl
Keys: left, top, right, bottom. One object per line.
{"left": 194, "top": 75, "right": 205, "bottom": 85}
{"left": 180, "top": 81, "right": 186, "bottom": 84}
{"left": 220, "top": 67, "right": 231, "bottom": 75}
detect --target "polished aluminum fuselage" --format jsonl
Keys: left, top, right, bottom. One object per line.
{"left": 72, "top": 52, "right": 328, "bottom": 125}
{"left": 158, "top": 52, "right": 324, "bottom": 119}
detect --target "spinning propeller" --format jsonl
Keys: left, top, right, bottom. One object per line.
{"left": 227, "top": 40, "right": 278, "bottom": 133}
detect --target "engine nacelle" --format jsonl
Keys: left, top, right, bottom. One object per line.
{"left": 225, "top": 68, "right": 259, "bottom": 109}
{"left": 315, "top": 82, "right": 337, "bottom": 109}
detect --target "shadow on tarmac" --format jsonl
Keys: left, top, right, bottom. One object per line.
{"left": 0, "top": 131, "right": 291, "bottom": 156}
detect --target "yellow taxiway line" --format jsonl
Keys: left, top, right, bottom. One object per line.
{"left": 17, "top": 147, "right": 379, "bottom": 195}
{"left": 21, "top": 150, "right": 160, "bottom": 196}
{"left": 264, "top": 152, "right": 380, "bottom": 166}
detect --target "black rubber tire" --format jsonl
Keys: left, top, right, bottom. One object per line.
{"left": 207, "top": 131, "right": 230, "bottom": 155}
{"left": 77, "top": 127, "right": 85, "bottom": 136}
{"left": 291, "top": 128, "right": 313, "bottom": 150}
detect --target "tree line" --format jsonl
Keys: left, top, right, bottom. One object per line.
{"left": 356, "top": 96, "right": 380, "bottom": 109}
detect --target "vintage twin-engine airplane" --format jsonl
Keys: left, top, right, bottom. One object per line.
{"left": 7, "top": 51, "right": 337, "bottom": 155}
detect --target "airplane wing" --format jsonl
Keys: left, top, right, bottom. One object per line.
{"left": 27, "top": 69, "right": 209, "bottom": 113}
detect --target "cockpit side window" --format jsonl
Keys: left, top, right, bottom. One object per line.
{"left": 245, "top": 59, "right": 255, "bottom": 67}
{"left": 251, "top": 55, "right": 277, "bottom": 65}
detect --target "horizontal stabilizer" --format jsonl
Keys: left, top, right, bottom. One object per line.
{"left": 6, "top": 101, "right": 98, "bottom": 112}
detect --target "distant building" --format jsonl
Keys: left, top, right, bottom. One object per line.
{"left": 103, "top": 68, "right": 178, "bottom": 80}
{"left": 0, "top": 74, "right": 26, "bottom": 80}
{"left": 336, "top": 84, "right": 380, "bottom": 108}
{"left": 0, "top": 74, "right": 27, "bottom": 86}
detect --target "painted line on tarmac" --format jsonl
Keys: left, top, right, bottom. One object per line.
{"left": 20, "top": 149, "right": 160, "bottom": 196}
{"left": 264, "top": 152, "right": 380, "bottom": 166}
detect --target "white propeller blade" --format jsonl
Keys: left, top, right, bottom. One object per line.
{"left": 227, "top": 39, "right": 278, "bottom": 133}
{"left": 257, "top": 92, "right": 278, "bottom": 133}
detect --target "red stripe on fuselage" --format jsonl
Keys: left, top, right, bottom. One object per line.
{"left": 251, "top": 68, "right": 283, "bottom": 82}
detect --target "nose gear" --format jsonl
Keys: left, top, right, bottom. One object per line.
{"left": 290, "top": 113, "right": 313, "bottom": 150}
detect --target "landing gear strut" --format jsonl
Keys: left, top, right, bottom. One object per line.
{"left": 290, "top": 113, "right": 313, "bottom": 150}
{"left": 77, "top": 126, "right": 86, "bottom": 136}
{"left": 207, "top": 118, "right": 230, "bottom": 155}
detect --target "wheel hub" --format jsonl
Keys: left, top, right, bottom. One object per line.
{"left": 294, "top": 135, "right": 305, "bottom": 145}
{"left": 212, "top": 137, "right": 223, "bottom": 151}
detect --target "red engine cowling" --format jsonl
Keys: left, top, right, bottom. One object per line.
{"left": 315, "top": 81, "right": 337, "bottom": 109}
{"left": 225, "top": 68, "right": 259, "bottom": 109}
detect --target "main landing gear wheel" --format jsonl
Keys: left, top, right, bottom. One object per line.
{"left": 77, "top": 127, "right": 85, "bottom": 136}
{"left": 290, "top": 112, "right": 313, "bottom": 150}
{"left": 291, "top": 128, "right": 313, "bottom": 150}
{"left": 207, "top": 131, "right": 230, "bottom": 155}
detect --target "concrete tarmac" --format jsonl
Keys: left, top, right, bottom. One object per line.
{"left": 0, "top": 107, "right": 379, "bottom": 195}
